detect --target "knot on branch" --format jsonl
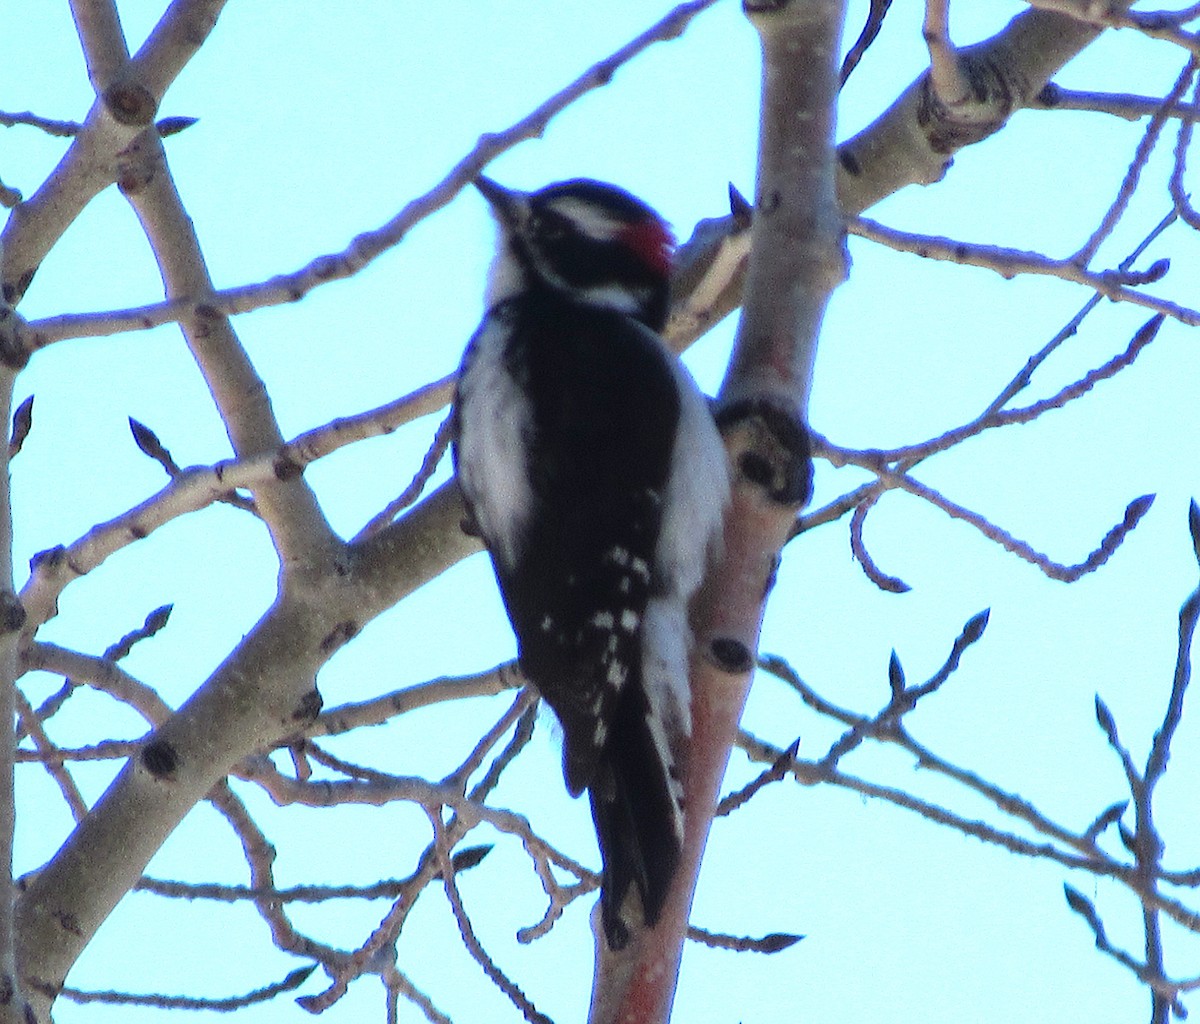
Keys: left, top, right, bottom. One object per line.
{"left": 318, "top": 620, "right": 359, "bottom": 654}
{"left": 716, "top": 398, "right": 812, "bottom": 506}
{"left": 918, "top": 52, "right": 1023, "bottom": 153}
{"left": 29, "top": 544, "right": 78, "bottom": 582}
{"left": 2, "top": 268, "right": 36, "bottom": 308}
{"left": 0, "top": 592, "right": 26, "bottom": 635}
{"left": 140, "top": 738, "right": 180, "bottom": 780}
{"left": 102, "top": 83, "right": 159, "bottom": 127}
{"left": 0, "top": 305, "right": 30, "bottom": 369}
{"left": 116, "top": 137, "right": 162, "bottom": 196}
{"left": 710, "top": 636, "right": 754, "bottom": 674}
{"left": 291, "top": 688, "right": 324, "bottom": 723}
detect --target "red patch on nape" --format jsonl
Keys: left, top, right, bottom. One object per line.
{"left": 619, "top": 217, "right": 675, "bottom": 277}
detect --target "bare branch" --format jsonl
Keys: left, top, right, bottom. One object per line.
{"left": 1063, "top": 886, "right": 1192, "bottom": 1014}
{"left": 205, "top": 779, "right": 345, "bottom": 972}
{"left": 1071, "top": 56, "right": 1198, "bottom": 266}
{"left": 430, "top": 808, "right": 555, "bottom": 1024}
{"left": 312, "top": 663, "right": 522, "bottom": 737}
{"left": 922, "top": 0, "right": 968, "bottom": 103}
{"left": 24, "top": 643, "right": 172, "bottom": 725}
{"left": 715, "top": 738, "right": 800, "bottom": 816}
{"left": 854, "top": 314, "right": 1165, "bottom": 465}
{"left": 849, "top": 493, "right": 911, "bottom": 593}
{"left": 876, "top": 473, "right": 1154, "bottom": 582}
{"left": 68, "top": 0, "right": 131, "bottom": 92}
{"left": 2, "top": 0, "right": 228, "bottom": 308}
{"left": 381, "top": 965, "right": 453, "bottom": 1024}
{"left": 599, "top": 2, "right": 847, "bottom": 1021}
{"left": 840, "top": 0, "right": 894, "bottom": 84}
{"left": 1035, "top": 83, "right": 1200, "bottom": 122}
{"left": 1026, "top": 0, "right": 1200, "bottom": 55}
{"left": 1170, "top": 66, "right": 1200, "bottom": 229}
{"left": 0, "top": 110, "right": 84, "bottom": 138}
{"left": 849, "top": 216, "right": 1200, "bottom": 326}
{"left": 686, "top": 925, "right": 803, "bottom": 953}
{"left": 16, "top": 375, "right": 464, "bottom": 636}
{"left": 59, "top": 964, "right": 317, "bottom": 1011}
{"left": 22, "top": 1, "right": 722, "bottom": 348}
{"left": 816, "top": 439, "right": 1157, "bottom": 583}
{"left": 14, "top": 689, "right": 88, "bottom": 823}
{"left": 119, "top": 132, "right": 335, "bottom": 561}
{"left": 837, "top": 7, "right": 1117, "bottom": 212}
{"left": 356, "top": 410, "right": 455, "bottom": 539}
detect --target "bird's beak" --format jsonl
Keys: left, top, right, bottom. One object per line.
{"left": 473, "top": 176, "right": 529, "bottom": 229}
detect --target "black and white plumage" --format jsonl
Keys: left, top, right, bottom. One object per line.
{"left": 453, "top": 176, "right": 729, "bottom": 949}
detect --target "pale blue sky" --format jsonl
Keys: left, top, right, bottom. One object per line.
{"left": 5, "top": 2, "right": 1200, "bottom": 1022}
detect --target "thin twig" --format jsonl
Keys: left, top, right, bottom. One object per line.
{"left": 429, "top": 809, "right": 555, "bottom": 1024}
{"left": 24, "top": 0, "right": 723, "bottom": 350}
{"left": 840, "top": 0, "right": 893, "bottom": 84}
{"left": 686, "top": 925, "right": 803, "bottom": 953}
{"left": 14, "top": 689, "right": 88, "bottom": 822}
{"left": 59, "top": 965, "right": 317, "bottom": 1010}
{"left": 848, "top": 314, "right": 1164, "bottom": 464}
{"left": 1072, "top": 56, "right": 1198, "bottom": 265}
{"left": 0, "top": 109, "right": 83, "bottom": 137}
{"left": 1169, "top": 68, "right": 1200, "bottom": 228}
{"left": 356, "top": 410, "right": 455, "bottom": 539}
{"left": 922, "top": 0, "right": 968, "bottom": 104}
{"left": 1035, "top": 83, "right": 1200, "bottom": 122}
{"left": 849, "top": 216, "right": 1200, "bottom": 325}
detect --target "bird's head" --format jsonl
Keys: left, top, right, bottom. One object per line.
{"left": 475, "top": 176, "right": 675, "bottom": 330}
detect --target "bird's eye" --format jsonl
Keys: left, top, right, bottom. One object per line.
{"left": 533, "top": 215, "right": 567, "bottom": 243}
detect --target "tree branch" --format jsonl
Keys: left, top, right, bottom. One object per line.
{"left": 592, "top": 2, "right": 847, "bottom": 1021}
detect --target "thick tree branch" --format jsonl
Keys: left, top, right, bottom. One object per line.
{"left": 1, "top": 0, "right": 228, "bottom": 306}
{"left": 0, "top": 371, "right": 26, "bottom": 1024}
{"left": 118, "top": 132, "right": 336, "bottom": 562}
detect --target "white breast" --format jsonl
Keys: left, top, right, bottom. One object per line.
{"left": 456, "top": 316, "right": 536, "bottom": 571}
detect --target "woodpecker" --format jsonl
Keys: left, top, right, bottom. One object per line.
{"left": 453, "top": 176, "right": 729, "bottom": 949}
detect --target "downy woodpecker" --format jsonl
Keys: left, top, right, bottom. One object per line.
{"left": 453, "top": 176, "right": 729, "bottom": 948}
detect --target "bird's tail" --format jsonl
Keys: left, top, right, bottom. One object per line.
{"left": 589, "top": 677, "right": 686, "bottom": 950}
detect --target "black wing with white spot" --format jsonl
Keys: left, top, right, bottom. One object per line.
{"left": 457, "top": 287, "right": 710, "bottom": 946}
